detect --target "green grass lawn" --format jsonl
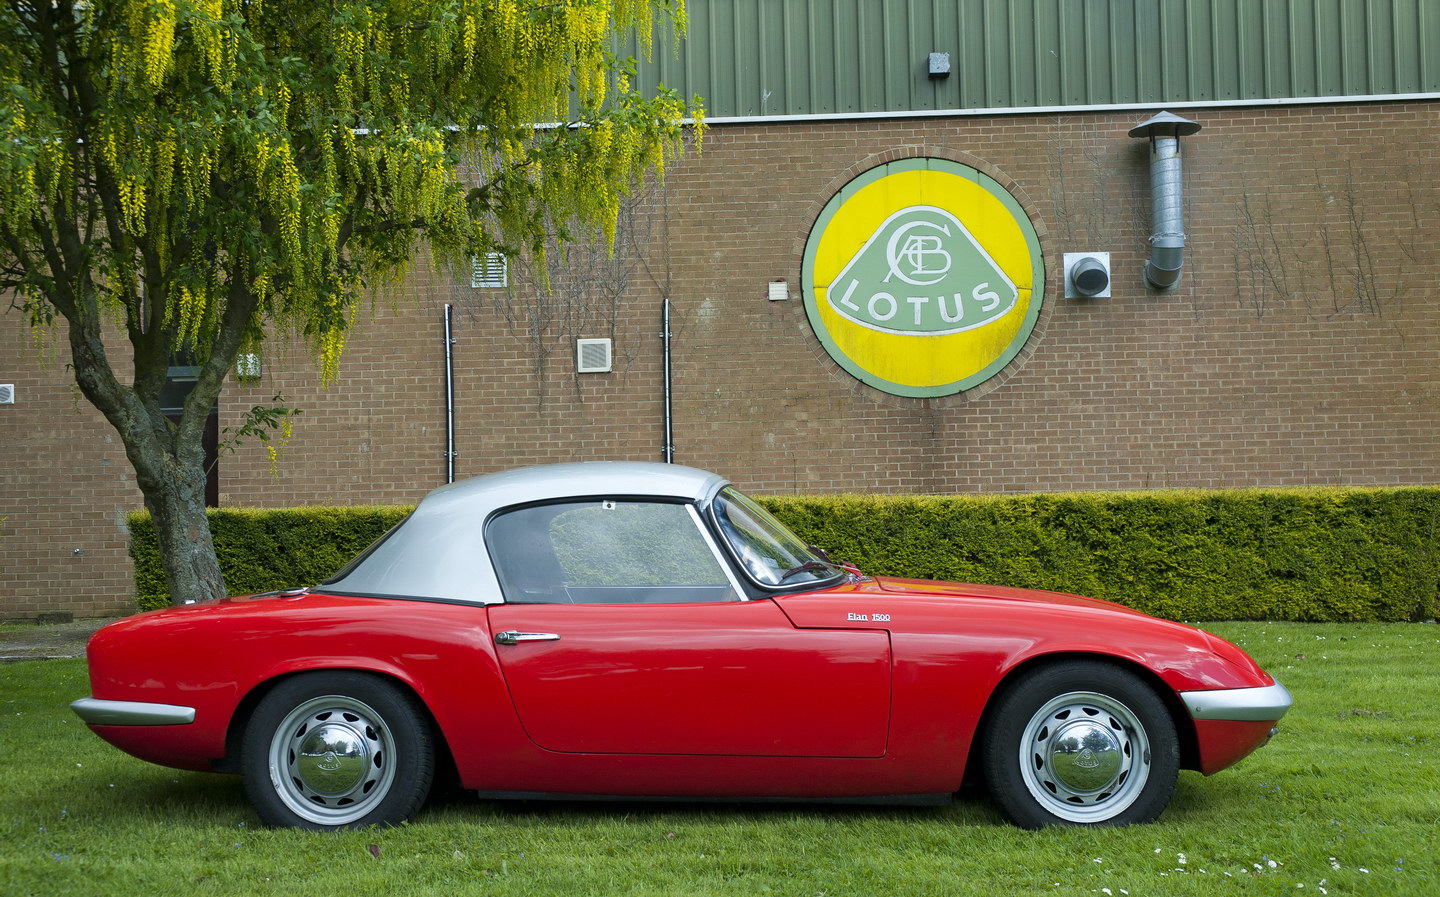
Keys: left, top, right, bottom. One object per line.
{"left": 2, "top": 622, "right": 1436, "bottom": 896}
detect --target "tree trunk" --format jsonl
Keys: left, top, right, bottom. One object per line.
{"left": 60, "top": 291, "right": 234, "bottom": 606}
{"left": 89, "top": 377, "right": 230, "bottom": 606}
{"left": 142, "top": 454, "right": 227, "bottom": 605}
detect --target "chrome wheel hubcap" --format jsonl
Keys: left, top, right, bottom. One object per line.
{"left": 1018, "top": 690, "right": 1149, "bottom": 823}
{"left": 269, "top": 695, "right": 395, "bottom": 825}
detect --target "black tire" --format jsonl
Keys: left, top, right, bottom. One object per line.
{"left": 981, "top": 661, "right": 1179, "bottom": 828}
{"left": 241, "top": 671, "right": 435, "bottom": 830}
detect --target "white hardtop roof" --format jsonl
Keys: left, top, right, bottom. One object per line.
{"left": 324, "top": 462, "right": 730, "bottom": 604}
{"left": 423, "top": 461, "right": 727, "bottom": 510}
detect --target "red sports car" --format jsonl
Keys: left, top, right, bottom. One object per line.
{"left": 73, "top": 462, "right": 1290, "bottom": 830}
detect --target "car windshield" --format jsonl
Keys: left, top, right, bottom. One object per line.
{"left": 709, "top": 487, "right": 843, "bottom": 588}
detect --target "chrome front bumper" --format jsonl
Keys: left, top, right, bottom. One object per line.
{"left": 71, "top": 697, "right": 196, "bottom": 726}
{"left": 1178, "top": 682, "right": 1293, "bottom": 722}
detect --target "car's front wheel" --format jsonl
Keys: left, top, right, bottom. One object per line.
{"left": 241, "top": 671, "right": 434, "bottom": 830}
{"left": 982, "top": 661, "right": 1179, "bottom": 828}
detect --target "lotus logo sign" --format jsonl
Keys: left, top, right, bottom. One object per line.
{"left": 803, "top": 159, "right": 1044, "bottom": 397}
{"left": 829, "top": 206, "right": 1018, "bottom": 335}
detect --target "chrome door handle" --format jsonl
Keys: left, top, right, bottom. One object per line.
{"left": 494, "top": 630, "right": 561, "bottom": 646}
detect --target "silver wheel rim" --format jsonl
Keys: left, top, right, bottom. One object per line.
{"left": 1017, "top": 690, "right": 1150, "bottom": 823}
{"left": 267, "top": 694, "right": 397, "bottom": 826}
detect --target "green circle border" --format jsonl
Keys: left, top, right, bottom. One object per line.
{"left": 801, "top": 158, "right": 1046, "bottom": 398}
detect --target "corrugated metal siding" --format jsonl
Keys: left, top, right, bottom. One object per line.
{"left": 626, "top": 0, "right": 1440, "bottom": 118}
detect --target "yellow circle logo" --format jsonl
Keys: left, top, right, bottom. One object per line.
{"left": 802, "top": 159, "right": 1044, "bottom": 397}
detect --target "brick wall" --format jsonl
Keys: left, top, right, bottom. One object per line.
{"left": 4, "top": 101, "right": 1439, "bottom": 618}
{"left": 0, "top": 326, "right": 140, "bottom": 619}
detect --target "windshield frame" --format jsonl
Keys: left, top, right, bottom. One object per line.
{"left": 704, "top": 486, "right": 847, "bottom": 592}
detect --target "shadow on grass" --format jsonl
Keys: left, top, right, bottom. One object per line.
{"left": 420, "top": 786, "right": 1007, "bottom": 831}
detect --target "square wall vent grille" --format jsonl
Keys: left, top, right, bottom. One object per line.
{"left": 470, "top": 252, "right": 508, "bottom": 288}
{"left": 0, "top": 384, "right": 13, "bottom": 404}
{"left": 576, "top": 338, "right": 613, "bottom": 373}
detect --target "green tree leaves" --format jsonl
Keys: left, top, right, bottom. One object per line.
{"left": 2, "top": 0, "right": 701, "bottom": 604}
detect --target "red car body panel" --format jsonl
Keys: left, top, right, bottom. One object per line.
{"left": 1191, "top": 719, "right": 1280, "bottom": 775}
{"left": 81, "top": 576, "right": 1278, "bottom": 798}
{"left": 488, "top": 600, "right": 891, "bottom": 757}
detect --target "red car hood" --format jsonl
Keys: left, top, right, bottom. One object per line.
{"left": 869, "top": 576, "right": 1150, "bottom": 616}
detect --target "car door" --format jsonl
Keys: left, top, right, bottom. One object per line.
{"left": 485, "top": 498, "right": 891, "bottom": 757}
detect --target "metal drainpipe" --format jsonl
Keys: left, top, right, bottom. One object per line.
{"left": 443, "top": 303, "right": 456, "bottom": 483}
{"left": 661, "top": 298, "right": 674, "bottom": 463}
{"left": 1129, "top": 111, "right": 1202, "bottom": 290}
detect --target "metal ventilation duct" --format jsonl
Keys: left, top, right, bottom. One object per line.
{"left": 1129, "top": 111, "right": 1201, "bottom": 290}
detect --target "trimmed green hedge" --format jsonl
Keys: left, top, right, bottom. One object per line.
{"left": 130, "top": 506, "right": 411, "bottom": 612}
{"left": 763, "top": 488, "right": 1440, "bottom": 623}
{"left": 130, "top": 487, "right": 1440, "bottom": 621}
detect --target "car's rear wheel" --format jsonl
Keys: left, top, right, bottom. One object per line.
{"left": 241, "top": 671, "right": 434, "bottom": 830}
{"left": 982, "top": 661, "right": 1179, "bottom": 828}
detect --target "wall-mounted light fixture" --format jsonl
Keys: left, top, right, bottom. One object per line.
{"left": 928, "top": 53, "right": 951, "bottom": 79}
{"left": 1064, "top": 252, "right": 1111, "bottom": 298}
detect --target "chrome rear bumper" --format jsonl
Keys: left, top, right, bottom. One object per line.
{"left": 71, "top": 697, "right": 196, "bottom": 726}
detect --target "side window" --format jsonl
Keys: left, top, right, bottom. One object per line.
{"left": 487, "top": 500, "right": 738, "bottom": 604}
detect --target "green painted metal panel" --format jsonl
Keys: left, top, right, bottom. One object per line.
{"left": 1298, "top": 0, "right": 1321, "bottom": 93}
{"left": 621, "top": 0, "right": 1440, "bottom": 119}
{"left": 1392, "top": 0, "right": 1421, "bottom": 91}
{"left": 1426, "top": 0, "right": 1440, "bottom": 89}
